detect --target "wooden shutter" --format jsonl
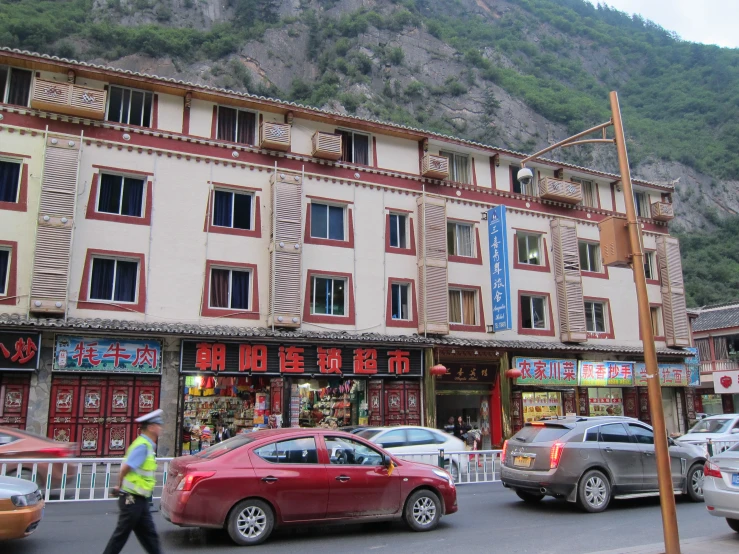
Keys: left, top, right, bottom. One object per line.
{"left": 269, "top": 171, "right": 303, "bottom": 327}
{"left": 417, "top": 196, "right": 449, "bottom": 334}
{"left": 656, "top": 236, "right": 690, "bottom": 347}
{"left": 30, "top": 135, "right": 80, "bottom": 314}
{"left": 550, "top": 219, "right": 587, "bottom": 342}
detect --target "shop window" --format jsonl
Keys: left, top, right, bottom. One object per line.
{"left": 522, "top": 392, "right": 562, "bottom": 423}
{"left": 520, "top": 295, "right": 547, "bottom": 330}
{"left": 579, "top": 242, "right": 601, "bottom": 273}
{"left": 389, "top": 213, "right": 407, "bottom": 249}
{"left": 89, "top": 257, "right": 139, "bottom": 303}
{"left": 447, "top": 222, "right": 473, "bottom": 257}
{"left": 325, "top": 436, "right": 383, "bottom": 465}
{"left": 650, "top": 306, "right": 663, "bottom": 336}
{"left": 598, "top": 423, "right": 630, "bottom": 443}
{"left": 0, "top": 248, "right": 9, "bottom": 295}
{"left": 449, "top": 289, "right": 477, "bottom": 325}
{"left": 587, "top": 388, "right": 623, "bottom": 417}
{"left": 439, "top": 150, "right": 470, "bottom": 184}
{"left": 337, "top": 129, "right": 370, "bottom": 165}
{"left": 584, "top": 301, "right": 607, "bottom": 333}
{"left": 310, "top": 203, "right": 345, "bottom": 241}
{"left": 97, "top": 174, "right": 145, "bottom": 217}
{"left": 107, "top": 85, "right": 153, "bottom": 127}
{"left": 212, "top": 189, "right": 253, "bottom": 230}
{"left": 255, "top": 437, "right": 319, "bottom": 464}
{"left": 311, "top": 276, "right": 346, "bottom": 316}
{"left": 634, "top": 191, "right": 650, "bottom": 218}
{"left": 0, "top": 160, "right": 21, "bottom": 204}
{"left": 644, "top": 251, "right": 657, "bottom": 280}
{"left": 209, "top": 268, "right": 251, "bottom": 310}
{"left": 0, "top": 66, "right": 32, "bottom": 107}
{"left": 628, "top": 423, "right": 654, "bottom": 445}
{"left": 517, "top": 233, "right": 543, "bottom": 266}
{"left": 217, "top": 106, "right": 257, "bottom": 145}
{"left": 391, "top": 283, "right": 410, "bottom": 321}
{"left": 572, "top": 177, "right": 597, "bottom": 208}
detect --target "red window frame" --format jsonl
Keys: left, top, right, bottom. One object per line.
{"left": 84, "top": 166, "right": 153, "bottom": 226}
{"left": 386, "top": 278, "right": 418, "bottom": 328}
{"left": 0, "top": 240, "right": 18, "bottom": 306}
{"left": 303, "top": 270, "right": 356, "bottom": 325}
{"left": 77, "top": 249, "right": 147, "bottom": 313}
{"left": 203, "top": 183, "right": 262, "bottom": 238}
{"left": 513, "top": 229, "right": 551, "bottom": 273}
{"left": 385, "top": 210, "right": 417, "bottom": 256}
{"left": 448, "top": 284, "right": 486, "bottom": 332}
{"left": 0, "top": 153, "right": 29, "bottom": 212}
{"left": 304, "top": 197, "right": 355, "bottom": 249}
{"left": 517, "top": 290, "right": 556, "bottom": 337}
{"left": 447, "top": 219, "right": 483, "bottom": 265}
{"left": 579, "top": 239, "right": 609, "bottom": 280}
{"left": 583, "top": 296, "right": 615, "bottom": 339}
{"left": 200, "top": 260, "right": 260, "bottom": 320}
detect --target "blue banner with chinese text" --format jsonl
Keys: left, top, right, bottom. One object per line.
{"left": 487, "top": 205, "right": 512, "bottom": 331}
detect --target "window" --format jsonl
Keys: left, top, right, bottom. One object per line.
{"left": 310, "top": 203, "right": 345, "bottom": 241}
{"left": 579, "top": 242, "right": 601, "bottom": 273}
{"left": 634, "top": 191, "right": 650, "bottom": 218}
{"left": 449, "top": 289, "right": 477, "bottom": 325}
{"left": 389, "top": 213, "right": 407, "bottom": 249}
{"left": 209, "top": 268, "right": 251, "bottom": 310}
{"left": 520, "top": 295, "right": 547, "bottom": 329}
{"left": 255, "top": 438, "right": 318, "bottom": 464}
{"left": 325, "top": 436, "right": 383, "bottom": 466}
{"left": 0, "top": 432, "right": 20, "bottom": 446}
{"left": 89, "top": 258, "right": 138, "bottom": 303}
{"left": 377, "top": 429, "right": 406, "bottom": 448}
{"left": 511, "top": 165, "right": 536, "bottom": 196}
{"left": 0, "top": 67, "right": 32, "bottom": 106}
{"left": 585, "top": 301, "right": 607, "bottom": 333}
{"left": 0, "top": 160, "right": 21, "bottom": 204}
{"left": 337, "top": 129, "right": 370, "bottom": 165}
{"left": 517, "top": 233, "right": 542, "bottom": 266}
{"left": 407, "top": 428, "right": 438, "bottom": 446}
{"left": 644, "top": 251, "right": 657, "bottom": 281}
{"left": 106, "top": 85, "right": 153, "bottom": 127}
{"left": 650, "top": 306, "right": 663, "bottom": 336}
{"left": 194, "top": 434, "right": 256, "bottom": 459}
{"left": 440, "top": 151, "right": 470, "bottom": 184}
{"left": 216, "top": 107, "right": 256, "bottom": 145}
{"left": 97, "top": 174, "right": 145, "bottom": 217}
{"left": 0, "top": 248, "right": 9, "bottom": 296}
{"left": 573, "top": 178, "right": 597, "bottom": 208}
{"left": 311, "top": 276, "right": 346, "bottom": 316}
{"left": 628, "top": 424, "right": 654, "bottom": 445}
{"left": 212, "top": 190, "right": 253, "bottom": 230}
{"left": 598, "top": 423, "right": 630, "bottom": 443}
{"left": 447, "top": 222, "right": 473, "bottom": 257}
{"left": 390, "top": 283, "right": 410, "bottom": 321}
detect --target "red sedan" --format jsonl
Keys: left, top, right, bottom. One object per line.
{"left": 161, "top": 428, "right": 457, "bottom": 546}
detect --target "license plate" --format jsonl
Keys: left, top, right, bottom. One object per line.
{"left": 514, "top": 456, "right": 533, "bottom": 468}
{"left": 732, "top": 473, "right": 739, "bottom": 486}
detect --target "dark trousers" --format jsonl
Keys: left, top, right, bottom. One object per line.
{"left": 103, "top": 493, "right": 161, "bottom": 554}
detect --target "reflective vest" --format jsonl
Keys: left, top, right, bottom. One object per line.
{"left": 121, "top": 435, "right": 157, "bottom": 497}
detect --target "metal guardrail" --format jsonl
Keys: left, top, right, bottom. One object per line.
{"left": 394, "top": 449, "right": 502, "bottom": 485}
{"left": 687, "top": 438, "right": 739, "bottom": 457}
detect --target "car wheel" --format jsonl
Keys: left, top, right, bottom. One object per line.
{"left": 227, "top": 499, "right": 274, "bottom": 546}
{"left": 516, "top": 490, "right": 545, "bottom": 503}
{"left": 577, "top": 469, "right": 611, "bottom": 513}
{"left": 404, "top": 489, "right": 442, "bottom": 532}
{"left": 727, "top": 518, "right": 739, "bottom": 533}
{"left": 686, "top": 464, "right": 704, "bottom": 502}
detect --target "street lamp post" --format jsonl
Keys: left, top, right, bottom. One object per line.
{"left": 519, "top": 91, "right": 681, "bottom": 554}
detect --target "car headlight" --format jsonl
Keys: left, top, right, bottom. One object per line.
{"left": 433, "top": 468, "right": 454, "bottom": 486}
{"left": 10, "top": 492, "right": 40, "bottom": 507}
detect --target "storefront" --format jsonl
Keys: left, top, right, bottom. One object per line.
{"left": 634, "top": 362, "right": 691, "bottom": 436}
{"left": 48, "top": 335, "right": 162, "bottom": 456}
{"left": 0, "top": 331, "right": 41, "bottom": 429}
{"left": 178, "top": 340, "right": 424, "bottom": 455}
{"left": 711, "top": 368, "right": 739, "bottom": 417}
{"left": 578, "top": 361, "right": 636, "bottom": 419}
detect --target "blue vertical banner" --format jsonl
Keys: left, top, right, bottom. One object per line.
{"left": 487, "top": 205, "right": 512, "bottom": 331}
{"left": 685, "top": 347, "right": 700, "bottom": 387}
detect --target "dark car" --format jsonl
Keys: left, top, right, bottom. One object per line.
{"left": 501, "top": 416, "right": 706, "bottom": 512}
{"left": 161, "top": 428, "right": 457, "bottom": 546}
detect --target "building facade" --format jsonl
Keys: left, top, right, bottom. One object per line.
{"left": 0, "top": 48, "right": 695, "bottom": 456}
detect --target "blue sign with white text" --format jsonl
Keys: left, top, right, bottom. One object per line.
{"left": 487, "top": 205, "right": 512, "bottom": 331}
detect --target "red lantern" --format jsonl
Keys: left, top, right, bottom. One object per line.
{"left": 430, "top": 364, "right": 448, "bottom": 377}
{"left": 505, "top": 368, "right": 522, "bottom": 379}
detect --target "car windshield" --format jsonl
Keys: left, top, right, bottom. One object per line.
{"left": 356, "top": 429, "right": 382, "bottom": 440}
{"left": 194, "top": 434, "right": 257, "bottom": 459}
{"left": 511, "top": 424, "right": 570, "bottom": 443}
{"left": 688, "top": 418, "right": 732, "bottom": 434}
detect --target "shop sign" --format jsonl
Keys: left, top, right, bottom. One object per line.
{"left": 513, "top": 357, "right": 577, "bottom": 386}
{"left": 634, "top": 362, "right": 688, "bottom": 387}
{"left": 685, "top": 347, "right": 701, "bottom": 387}
{"left": 487, "top": 205, "right": 512, "bottom": 331}
{"left": 180, "top": 341, "right": 423, "bottom": 377}
{"left": 0, "top": 332, "right": 41, "bottom": 371}
{"left": 438, "top": 365, "right": 496, "bottom": 384}
{"left": 713, "top": 370, "right": 739, "bottom": 394}
{"left": 53, "top": 336, "right": 162, "bottom": 374}
{"left": 578, "top": 361, "right": 634, "bottom": 387}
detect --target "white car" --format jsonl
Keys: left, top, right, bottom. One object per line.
{"left": 703, "top": 442, "right": 739, "bottom": 533}
{"left": 356, "top": 426, "right": 466, "bottom": 479}
{"left": 676, "top": 414, "right": 739, "bottom": 454}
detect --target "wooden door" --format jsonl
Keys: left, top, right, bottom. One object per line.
{"left": 384, "top": 381, "right": 406, "bottom": 426}
{"left": 104, "top": 378, "right": 134, "bottom": 457}
{"left": 623, "top": 388, "right": 638, "bottom": 419}
{"left": 0, "top": 374, "right": 31, "bottom": 429}
{"left": 78, "top": 378, "right": 107, "bottom": 456}
{"left": 511, "top": 390, "right": 523, "bottom": 433}
{"left": 404, "top": 381, "right": 421, "bottom": 426}
{"left": 368, "top": 381, "right": 383, "bottom": 427}
{"left": 133, "top": 379, "right": 161, "bottom": 436}
{"left": 48, "top": 377, "right": 81, "bottom": 444}
{"left": 638, "top": 386, "right": 652, "bottom": 424}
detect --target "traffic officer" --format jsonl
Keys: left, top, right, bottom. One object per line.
{"left": 103, "top": 409, "right": 163, "bottom": 554}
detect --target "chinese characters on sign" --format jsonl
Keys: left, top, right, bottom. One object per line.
{"left": 53, "top": 336, "right": 162, "bottom": 374}
{"left": 438, "top": 365, "right": 496, "bottom": 384}
{"left": 513, "top": 357, "right": 577, "bottom": 386}
{"left": 578, "top": 361, "right": 634, "bottom": 387}
{"left": 634, "top": 363, "right": 688, "bottom": 387}
{"left": 487, "top": 206, "right": 512, "bottom": 331}
{"left": 685, "top": 347, "right": 700, "bottom": 387}
{"left": 0, "top": 332, "right": 42, "bottom": 371}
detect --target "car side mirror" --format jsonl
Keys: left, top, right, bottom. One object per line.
{"left": 382, "top": 454, "right": 392, "bottom": 467}
{"left": 668, "top": 437, "right": 676, "bottom": 447}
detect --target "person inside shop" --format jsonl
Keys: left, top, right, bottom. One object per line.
{"left": 214, "top": 422, "right": 231, "bottom": 443}
{"left": 444, "top": 416, "right": 455, "bottom": 434}
{"left": 454, "top": 415, "right": 471, "bottom": 440}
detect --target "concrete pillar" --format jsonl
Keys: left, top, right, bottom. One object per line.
{"left": 156, "top": 337, "right": 181, "bottom": 457}
{"left": 25, "top": 336, "right": 54, "bottom": 436}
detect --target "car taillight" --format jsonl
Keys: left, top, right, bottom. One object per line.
{"left": 704, "top": 460, "right": 722, "bottom": 479}
{"left": 502, "top": 440, "right": 508, "bottom": 463}
{"left": 39, "top": 447, "right": 73, "bottom": 457}
{"left": 176, "top": 471, "right": 215, "bottom": 492}
{"left": 550, "top": 442, "right": 565, "bottom": 469}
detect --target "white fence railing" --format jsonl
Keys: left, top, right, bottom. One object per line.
{"left": 0, "top": 458, "right": 173, "bottom": 503}
{"left": 683, "top": 438, "right": 739, "bottom": 458}
{"left": 394, "top": 449, "right": 502, "bottom": 485}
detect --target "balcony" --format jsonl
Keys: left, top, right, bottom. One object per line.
{"left": 538, "top": 177, "right": 583, "bottom": 205}
{"left": 260, "top": 121, "right": 291, "bottom": 151}
{"left": 651, "top": 201, "right": 675, "bottom": 222}
{"left": 421, "top": 154, "right": 450, "bottom": 180}
{"left": 31, "top": 78, "right": 107, "bottom": 120}
{"left": 311, "top": 131, "right": 343, "bottom": 160}
{"left": 700, "top": 360, "right": 739, "bottom": 374}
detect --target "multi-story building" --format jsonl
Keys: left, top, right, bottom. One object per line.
{"left": 0, "top": 48, "right": 695, "bottom": 456}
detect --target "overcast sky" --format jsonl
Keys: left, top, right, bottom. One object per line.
{"left": 584, "top": 0, "right": 739, "bottom": 48}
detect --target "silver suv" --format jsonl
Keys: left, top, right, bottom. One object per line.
{"left": 501, "top": 416, "right": 706, "bottom": 512}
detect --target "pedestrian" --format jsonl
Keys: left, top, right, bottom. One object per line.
{"left": 443, "top": 416, "right": 455, "bottom": 434}
{"left": 103, "top": 409, "right": 163, "bottom": 554}
{"left": 453, "top": 416, "right": 470, "bottom": 440}
{"left": 214, "top": 422, "right": 230, "bottom": 443}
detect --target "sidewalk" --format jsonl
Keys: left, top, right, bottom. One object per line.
{"left": 586, "top": 533, "right": 739, "bottom": 554}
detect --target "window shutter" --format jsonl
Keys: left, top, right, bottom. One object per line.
{"left": 550, "top": 219, "right": 587, "bottom": 342}
{"left": 656, "top": 236, "right": 690, "bottom": 347}
{"left": 30, "top": 136, "right": 81, "bottom": 314}
{"left": 269, "top": 171, "right": 303, "bottom": 327}
{"left": 417, "top": 196, "right": 449, "bottom": 335}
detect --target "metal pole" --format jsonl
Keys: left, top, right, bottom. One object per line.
{"left": 610, "top": 91, "right": 681, "bottom": 554}
{"left": 520, "top": 120, "right": 612, "bottom": 166}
